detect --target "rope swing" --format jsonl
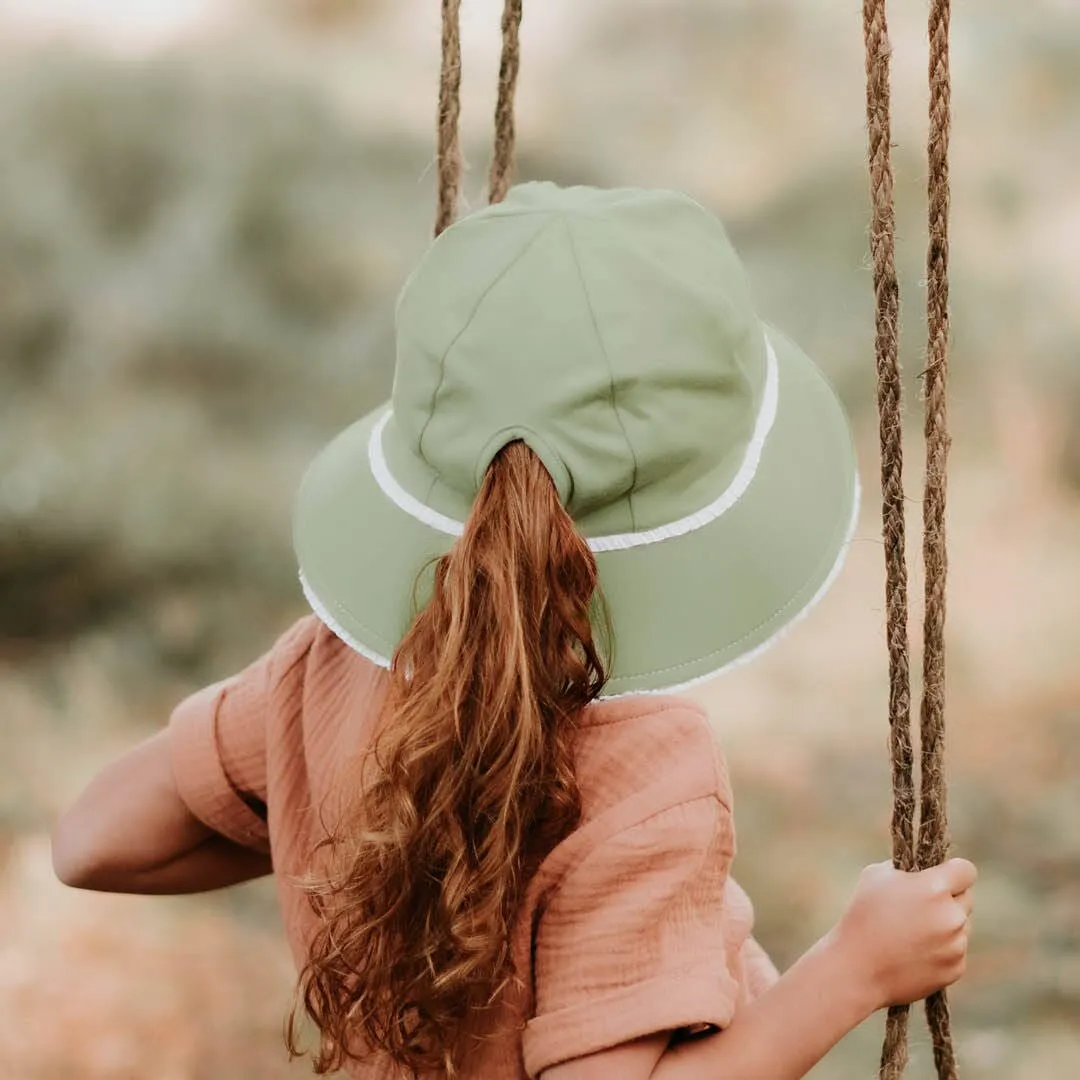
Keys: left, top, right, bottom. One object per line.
{"left": 864, "top": 0, "right": 956, "bottom": 1076}
{"left": 432, "top": 1, "right": 957, "bottom": 1075}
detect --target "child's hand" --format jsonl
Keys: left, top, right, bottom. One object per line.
{"left": 831, "top": 858, "right": 977, "bottom": 1009}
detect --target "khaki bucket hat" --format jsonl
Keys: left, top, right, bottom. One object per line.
{"left": 294, "top": 183, "right": 859, "bottom": 696}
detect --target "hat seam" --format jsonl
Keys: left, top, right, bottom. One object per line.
{"left": 422, "top": 470, "right": 442, "bottom": 512}
{"left": 564, "top": 217, "right": 639, "bottom": 530}
{"left": 586, "top": 204, "right": 745, "bottom": 332}
{"left": 415, "top": 215, "right": 560, "bottom": 470}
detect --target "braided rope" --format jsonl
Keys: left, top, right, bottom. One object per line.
{"left": 918, "top": 0, "right": 956, "bottom": 1073}
{"left": 489, "top": 0, "right": 523, "bottom": 204}
{"left": 864, "top": 0, "right": 955, "bottom": 1075}
{"left": 435, "top": 0, "right": 463, "bottom": 237}
{"left": 862, "top": 0, "right": 916, "bottom": 1066}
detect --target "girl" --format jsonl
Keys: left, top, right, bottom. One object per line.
{"left": 53, "top": 183, "right": 975, "bottom": 1079}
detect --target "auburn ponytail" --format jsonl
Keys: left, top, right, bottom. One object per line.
{"left": 288, "top": 441, "right": 607, "bottom": 1077}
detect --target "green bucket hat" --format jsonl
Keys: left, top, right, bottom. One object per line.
{"left": 294, "top": 183, "right": 859, "bottom": 697}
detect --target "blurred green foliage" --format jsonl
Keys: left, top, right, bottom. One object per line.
{"left": 0, "top": 53, "right": 437, "bottom": 662}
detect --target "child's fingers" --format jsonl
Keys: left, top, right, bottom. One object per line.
{"left": 942, "top": 857, "right": 978, "bottom": 896}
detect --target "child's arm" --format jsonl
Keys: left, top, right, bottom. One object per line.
{"left": 542, "top": 932, "right": 873, "bottom": 1080}
{"left": 654, "top": 932, "right": 874, "bottom": 1078}
{"left": 542, "top": 860, "right": 975, "bottom": 1080}
{"left": 52, "top": 730, "right": 272, "bottom": 894}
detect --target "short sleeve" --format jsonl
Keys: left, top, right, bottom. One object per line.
{"left": 523, "top": 796, "right": 739, "bottom": 1077}
{"left": 167, "top": 652, "right": 273, "bottom": 853}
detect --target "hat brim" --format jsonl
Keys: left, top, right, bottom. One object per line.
{"left": 293, "top": 325, "right": 859, "bottom": 696}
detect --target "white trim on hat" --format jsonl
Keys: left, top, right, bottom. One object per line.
{"left": 369, "top": 412, "right": 465, "bottom": 538}
{"left": 299, "top": 471, "right": 862, "bottom": 696}
{"left": 368, "top": 336, "right": 782, "bottom": 553}
{"left": 300, "top": 570, "right": 394, "bottom": 669}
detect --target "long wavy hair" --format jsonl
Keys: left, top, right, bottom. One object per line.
{"left": 287, "top": 441, "right": 607, "bottom": 1076}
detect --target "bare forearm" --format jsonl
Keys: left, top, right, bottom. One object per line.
{"left": 653, "top": 934, "right": 876, "bottom": 1080}
{"left": 62, "top": 833, "right": 273, "bottom": 894}
{"left": 53, "top": 729, "right": 271, "bottom": 893}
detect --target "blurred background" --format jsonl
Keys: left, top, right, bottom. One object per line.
{"left": 1, "top": 0, "right": 1078, "bottom": 1076}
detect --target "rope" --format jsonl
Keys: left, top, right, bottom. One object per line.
{"left": 864, "top": 0, "right": 955, "bottom": 1075}
{"left": 435, "top": 0, "right": 463, "bottom": 237}
{"left": 489, "top": 0, "right": 523, "bottom": 204}
{"left": 435, "top": 0, "right": 523, "bottom": 236}
{"left": 918, "top": 0, "right": 955, "bottom": 1073}
{"left": 864, "top": 1, "right": 915, "bottom": 1066}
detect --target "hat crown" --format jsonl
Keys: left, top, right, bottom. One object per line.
{"left": 387, "top": 183, "right": 768, "bottom": 535}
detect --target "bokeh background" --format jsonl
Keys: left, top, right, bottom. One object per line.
{"left": 2, "top": 1, "right": 1078, "bottom": 1076}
